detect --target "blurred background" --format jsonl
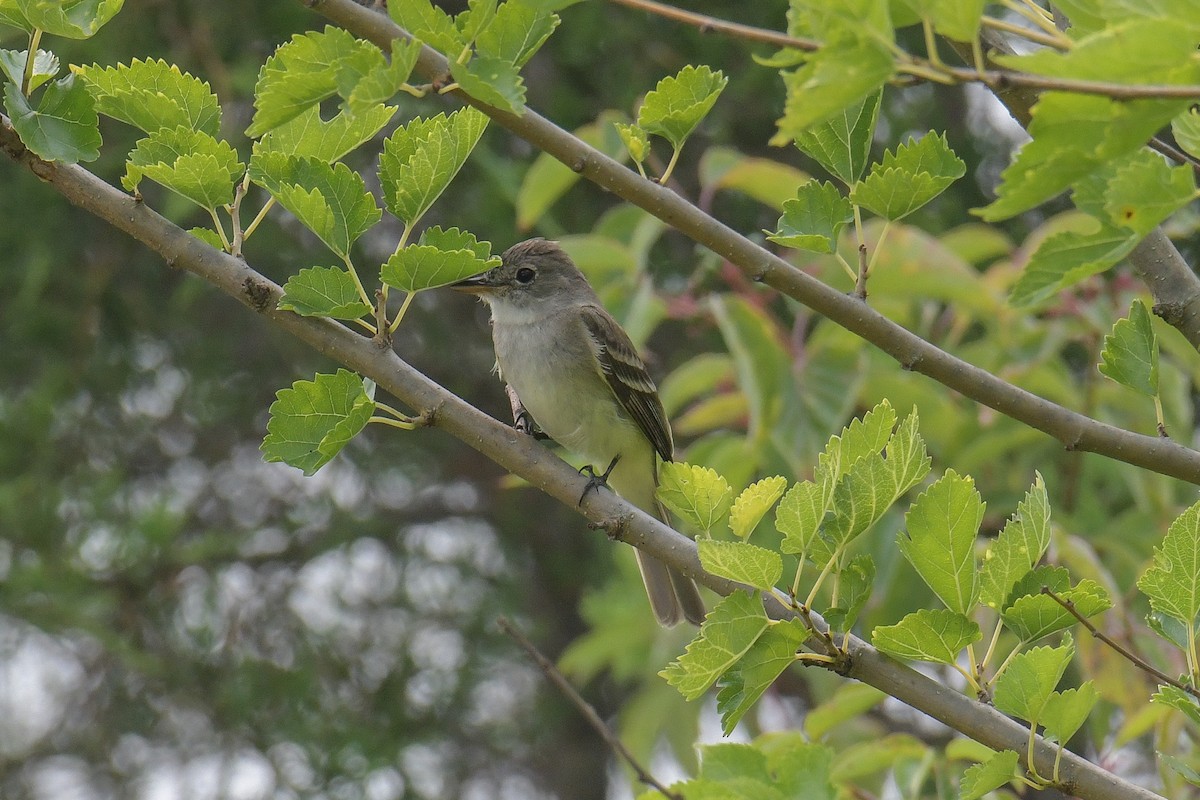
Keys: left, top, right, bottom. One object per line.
{"left": 3, "top": 1, "right": 1199, "bottom": 798}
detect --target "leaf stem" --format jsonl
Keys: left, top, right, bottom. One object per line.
{"left": 21, "top": 29, "right": 42, "bottom": 96}
{"left": 804, "top": 549, "right": 841, "bottom": 609}
{"left": 389, "top": 291, "right": 417, "bottom": 333}
{"left": 999, "top": 0, "right": 1067, "bottom": 40}
{"left": 658, "top": 145, "right": 683, "bottom": 185}
{"left": 242, "top": 197, "right": 276, "bottom": 243}
{"left": 341, "top": 253, "right": 374, "bottom": 310}
{"left": 369, "top": 415, "right": 418, "bottom": 430}
{"left": 980, "top": 618, "right": 1005, "bottom": 674}
{"left": 980, "top": 15, "right": 1068, "bottom": 50}
{"left": 206, "top": 206, "right": 232, "bottom": 252}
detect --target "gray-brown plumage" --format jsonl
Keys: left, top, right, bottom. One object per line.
{"left": 454, "top": 238, "right": 706, "bottom": 626}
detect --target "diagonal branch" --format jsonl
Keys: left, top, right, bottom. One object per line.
{"left": 0, "top": 110, "right": 1164, "bottom": 800}
{"left": 307, "top": 0, "right": 1200, "bottom": 485}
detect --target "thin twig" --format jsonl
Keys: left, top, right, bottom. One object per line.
{"left": 496, "top": 617, "right": 683, "bottom": 800}
{"left": 603, "top": 0, "right": 1200, "bottom": 101}
{"left": 1040, "top": 587, "right": 1200, "bottom": 701}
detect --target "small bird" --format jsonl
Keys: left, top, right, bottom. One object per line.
{"left": 454, "top": 238, "right": 706, "bottom": 626}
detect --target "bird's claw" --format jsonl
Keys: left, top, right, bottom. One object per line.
{"left": 514, "top": 410, "right": 549, "bottom": 440}
{"left": 578, "top": 455, "right": 620, "bottom": 506}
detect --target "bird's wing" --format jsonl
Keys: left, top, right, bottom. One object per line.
{"left": 579, "top": 303, "right": 674, "bottom": 462}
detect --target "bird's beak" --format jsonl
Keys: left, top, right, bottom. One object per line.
{"left": 450, "top": 273, "right": 496, "bottom": 294}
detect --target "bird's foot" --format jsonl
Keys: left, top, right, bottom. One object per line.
{"left": 578, "top": 455, "right": 620, "bottom": 506}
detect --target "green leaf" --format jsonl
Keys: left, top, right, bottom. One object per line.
{"left": 123, "top": 126, "right": 241, "bottom": 211}
{"left": 959, "top": 750, "right": 1020, "bottom": 800}
{"left": 615, "top": 121, "right": 649, "bottom": 164}
{"left": 728, "top": 476, "right": 787, "bottom": 539}
{"left": 1008, "top": 219, "right": 1138, "bottom": 307}
{"left": 1138, "top": 500, "right": 1200, "bottom": 631}
{"left": 910, "top": 0, "right": 984, "bottom": 41}
{"left": 187, "top": 226, "right": 225, "bottom": 250}
{"left": 776, "top": 479, "right": 826, "bottom": 556}
{"left": 636, "top": 64, "right": 727, "bottom": 151}
{"left": 803, "top": 683, "right": 886, "bottom": 740}
{"left": 262, "top": 369, "right": 375, "bottom": 476}
{"left": 449, "top": 54, "right": 525, "bottom": 113}
{"left": 1152, "top": 684, "right": 1200, "bottom": 728}
{"left": 3, "top": 73, "right": 99, "bottom": 163}
{"left": 1160, "top": 753, "right": 1200, "bottom": 788}
{"left": 516, "top": 111, "right": 627, "bottom": 230}
{"left": 1042, "top": 683, "right": 1098, "bottom": 744}
{"left": 1001, "top": 572, "right": 1111, "bottom": 642}
{"left": 379, "top": 107, "right": 489, "bottom": 227}
{"left": 772, "top": 38, "right": 895, "bottom": 141}
{"left": 380, "top": 226, "right": 502, "bottom": 292}
{"left": 850, "top": 132, "right": 965, "bottom": 220}
{"left": 254, "top": 104, "right": 395, "bottom": 164}
{"left": 698, "top": 540, "right": 782, "bottom": 591}
{"left": 278, "top": 266, "right": 371, "bottom": 319}
{"left": 1102, "top": 150, "right": 1196, "bottom": 236}
{"left": 715, "top": 619, "right": 807, "bottom": 734}
{"left": 697, "top": 742, "right": 769, "bottom": 782}
{"left": 388, "top": 0, "right": 465, "bottom": 55}
{"left": 979, "top": 473, "right": 1051, "bottom": 610}
{"left": 871, "top": 608, "right": 980, "bottom": 665}
{"left": 347, "top": 37, "right": 422, "bottom": 114}
{"left": 1099, "top": 299, "right": 1159, "bottom": 397}
{"left": 698, "top": 147, "right": 810, "bottom": 211}
{"left": 979, "top": 92, "right": 1190, "bottom": 221}
{"left": 1173, "top": 108, "right": 1200, "bottom": 161}
{"left": 247, "top": 26, "right": 384, "bottom": 137}
{"left": 249, "top": 152, "right": 380, "bottom": 259}
{"left": 824, "top": 554, "right": 874, "bottom": 632}
{"left": 898, "top": 470, "right": 982, "bottom": 615}
{"left": 817, "top": 399, "right": 897, "bottom": 491}
{"left": 793, "top": 90, "right": 879, "bottom": 185}
{"left": 0, "top": 48, "right": 57, "bottom": 92}
{"left": 456, "top": 0, "right": 498, "bottom": 46}
{"left": 74, "top": 58, "right": 220, "bottom": 137}
{"left": 709, "top": 295, "right": 791, "bottom": 442}
{"left": 767, "top": 180, "right": 854, "bottom": 253}
{"left": 656, "top": 462, "right": 733, "bottom": 533}
{"left": 477, "top": 0, "right": 560, "bottom": 66}
{"left": 660, "top": 591, "right": 770, "bottom": 700}
{"left": 1, "top": 0, "right": 123, "bottom": 38}
{"left": 992, "top": 636, "right": 1074, "bottom": 723}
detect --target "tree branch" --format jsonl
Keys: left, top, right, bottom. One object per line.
{"left": 0, "top": 106, "right": 1164, "bottom": 800}
{"left": 306, "top": 0, "right": 1200, "bottom": 485}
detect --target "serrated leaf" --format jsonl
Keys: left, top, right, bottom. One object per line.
{"left": 767, "top": 180, "right": 853, "bottom": 253}
{"left": 698, "top": 540, "right": 782, "bottom": 591}
{"left": 817, "top": 399, "right": 897, "bottom": 491}
{"left": 850, "top": 132, "right": 965, "bottom": 220}
{"left": 729, "top": 476, "right": 787, "bottom": 539}
{"left": 347, "top": 37, "right": 421, "bottom": 114}
{"left": 959, "top": 750, "right": 1020, "bottom": 800}
{"left": 761, "top": 737, "right": 837, "bottom": 800}
{"left": 379, "top": 107, "right": 489, "bottom": 226}
{"left": 388, "top": 0, "right": 464, "bottom": 54}
{"left": 381, "top": 226, "right": 501, "bottom": 292}
{"left": 449, "top": 54, "right": 525, "bottom": 113}
{"left": 477, "top": 1, "right": 559, "bottom": 67}
{"left": 247, "top": 27, "right": 383, "bottom": 137}
{"left": 776, "top": 480, "right": 826, "bottom": 556}
{"left": 3, "top": 0, "right": 123, "bottom": 38}
{"left": 979, "top": 92, "right": 1190, "bottom": 221}
{"left": 3, "top": 73, "right": 99, "bottom": 163}
{"left": 254, "top": 104, "right": 395, "bottom": 164}
{"left": 660, "top": 591, "right": 770, "bottom": 700}
{"left": 793, "top": 91, "right": 879, "bottom": 185}
{"left": 979, "top": 473, "right": 1051, "bottom": 610}
{"left": 824, "top": 554, "right": 874, "bottom": 632}
{"left": 249, "top": 152, "right": 380, "bottom": 259}
{"left": 871, "top": 608, "right": 980, "bottom": 665}
{"left": 1174, "top": 108, "right": 1200, "bottom": 161}
{"left": 992, "top": 637, "right": 1074, "bottom": 723}
{"left": 1152, "top": 684, "right": 1200, "bottom": 728}
{"left": 0, "top": 48, "right": 57, "bottom": 92}
{"left": 615, "top": 121, "right": 649, "bottom": 163}
{"left": 187, "top": 227, "right": 224, "bottom": 250}
{"left": 279, "top": 266, "right": 371, "bottom": 319}
{"left": 1138, "top": 500, "right": 1200, "bottom": 631}
{"left": 262, "top": 369, "right": 375, "bottom": 476}
{"left": 772, "top": 38, "right": 895, "bottom": 141}
{"left": 456, "top": 0, "right": 498, "bottom": 46}
{"left": 898, "top": 470, "right": 982, "bottom": 615}
{"left": 1099, "top": 299, "right": 1159, "bottom": 397}
{"left": 75, "top": 58, "right": 220, "bottom": 137}
{"left": 1042, "top": 683, "right": 1098, "bottom": 744}
{"left": 123, "top": 126, "right": 241, "bottom": 211}
{"left": 1008, "top": 219, "right": 1137, "bottom": 307}
{"left": 910, "top": 0, "right": 984, "bottom": 41}
{"left": 1102, "top": 150, "right": 1196, "bottom": 236}
{"left": 698, "top": 741, "right": 769, "bottom": 782}
{"left": 636, "top": 64, "right": 727, "bottom": 151}
{"left": 715, "top": 619, "right": 807, "bottom": 734}
{"left": 1161, "top": 753, "right": 1200, "bottom": 788}
{"left": 1002, "top": 577, "right": 1111, "bottom": 642}
{"left": 656, "top": 462, "right": 733, "bottom": 533}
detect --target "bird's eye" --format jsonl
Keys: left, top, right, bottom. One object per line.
{"left": 515, "top": 267, "right": 536, "bottom": 284}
